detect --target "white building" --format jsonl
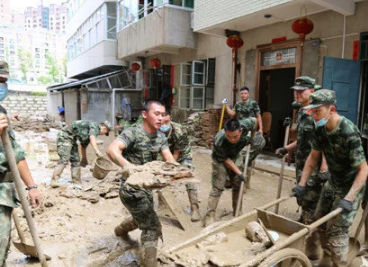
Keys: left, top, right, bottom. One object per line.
{"left": 66, "top": 0, "right": 127, "bottom": 79}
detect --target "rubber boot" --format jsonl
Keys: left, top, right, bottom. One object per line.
{"left": 232, "top": 189, "right": 243, "bottom": 216}
{"left": 245, "top": 167, "right": 252, "bottom": 189}
{"left": 204, "top": 194, "right": 220, "bottom": 227}
{"left": 114, "top": 216, "right": 138, "bottom": 239}
{"left": 50, "top": 164, "right": 65, "bottom": 188}
{"left": 71, "top": 166, "right": 82, "bottom": 188}
{"left": 143, "top": 247, "right": 157, "bottom": 267}
{"left": 187, "top": 189, "right": 201, "bottom": 222}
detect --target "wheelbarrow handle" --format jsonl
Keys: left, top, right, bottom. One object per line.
{"left": 1, "top": 130, "right": 48, "bottom": 267}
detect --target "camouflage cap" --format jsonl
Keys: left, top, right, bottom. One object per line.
{"left": 314, "top": 84, "right": 322, "bottom": 91}
{"left": 303, "top": 89, "right": 336, "bottom": 110}
{"left": 101, "top": 120, "right": 113, "bottom": 136}
{"left": 290, "top": 76, "right": 315, "bottom": 90}
{"left": 0, "top": 60, "right": 9, "bottom": 79}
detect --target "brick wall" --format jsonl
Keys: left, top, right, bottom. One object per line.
{"left": 2, "top": 94, "right": 47, "bottom": 116}
{"left": 194, "top": 0, "right": 294, "bottom": 31}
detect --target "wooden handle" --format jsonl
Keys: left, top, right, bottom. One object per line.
{"left": 218, "top": 104, "right": 226, "bottom": 132}
{"left": 1, "top": 131, "right": 48, "bottom": 266}
{"left": 235, "top": 144, "right": 251, "bottom": 217}
{"left": 12, "top": 211, "right": 26, "bottom": 243}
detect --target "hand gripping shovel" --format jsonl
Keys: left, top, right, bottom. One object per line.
{"left": 1, "top": 130, "right": 49, "bottom": 266}
{"left": 12, "top": 211, "right": 51, "bottom": 260}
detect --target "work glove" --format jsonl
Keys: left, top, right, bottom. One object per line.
{"left": 317, "top": 171, "right": 331, "bottom": 183}
{"left": 291, "top": 184, "right": 306, "bottom": 206}
{"left": 235, "top": 174, "right": 246, "bottom": 183}
{"left": 96, "top": 150, "right": 103, "bottom": 158}
{"left": 80, "top": 157, "right": 88, "bottom": 167}
{"left": 338, "top": 199, "right": 353, "bottom": 213}
{"left": 275, "top": 147, "right": 288, "bottom": 158}
{"left": 222, "top": 98, "right": 228, "bottom": 104}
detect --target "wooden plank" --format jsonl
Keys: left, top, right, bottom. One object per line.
{"left": 157, "top": 188, "right": 193, "bottom": 232}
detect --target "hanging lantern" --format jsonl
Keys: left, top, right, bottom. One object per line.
{"left": 292, "top": 17, "right": 314, "bottom": 41}
{"left": 226, "top": 35, "right": 244, "bottom": 49}
{"left": 131, "top": 62, "right": 140, "bottom": 71}
{"left": 150, "top": 58, "right": 161, "bottom": 69}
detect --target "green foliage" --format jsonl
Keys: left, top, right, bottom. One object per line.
{"left": 37, "top": 75, "right": 53, "bottom": 85}
{"left": 18, "top": 49, "right": 33, "bottom": 82}
{"left": 29, "top": 91, "right": 47, "bottom": 96}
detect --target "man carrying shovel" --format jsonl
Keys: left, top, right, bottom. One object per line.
{"left": 292, "top": 89, "right": 368, "bottom": 267}
{"left": 0, "top": 60, "right": 42, "bottom": 266}
{"left": 275, "top": 77, "right": 329, "bottom": 260}
{"left": 224, "top": 86, "right": 265, "bottom": 189}
{"left": 107, "top": 99, "right": 177, "bottom": 267}
{"left": 50, "top": 120, "right": 112, "bottom": 188}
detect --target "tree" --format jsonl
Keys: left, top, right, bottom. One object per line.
{"left": 38, "top": 75, "right": 52, "bottom": 85}
{"left": 18, "top": 49, "right": 33, "bottom": 83}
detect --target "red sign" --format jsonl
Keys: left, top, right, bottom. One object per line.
{"left": 353, "top": 40, "right": 360, "bottom": 61}
{"left": 272, "top": 36, "right": 286, "bottom": 43}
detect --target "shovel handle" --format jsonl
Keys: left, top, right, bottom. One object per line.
{"left": 1, "top": 130, "right": 48, "bottom": 266}
{"left": 218, "top": 104, "right": 226, "bottom": 132}
{"left": 12, "top": 211, "right": 26, "bottom": 243}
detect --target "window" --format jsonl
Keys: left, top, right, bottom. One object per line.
{"left": 179, "top": 59, "right": 215, "bottom": 110}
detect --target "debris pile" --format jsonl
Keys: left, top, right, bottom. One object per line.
{"left": 10, "top": 115, "right": 62, "bottom": 132}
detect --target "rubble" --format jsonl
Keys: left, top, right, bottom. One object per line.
{"left": 10, "top": 115, "right": 62, "bottom": 132}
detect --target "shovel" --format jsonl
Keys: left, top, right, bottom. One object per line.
{"left": 12, "top": 211, "right": 51, "bottom": 260}
{"left": 235, "top": 144, "right": 251, "bottom": 217}
{"left": 1, "top": 130, "right": 48, "bottom": 266}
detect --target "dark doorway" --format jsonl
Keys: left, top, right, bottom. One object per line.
{"left": 259, "top": 68, "right": 295, "bottom": 149}
{"left": 149, "top": 65, "right": 172, "bottom": 109}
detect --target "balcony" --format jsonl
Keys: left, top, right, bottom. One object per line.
{"left": 117, "top": 6, "right": 196, "bottom": 60}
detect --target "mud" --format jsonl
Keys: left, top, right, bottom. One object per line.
{"left": 4, "top": 119, "right": 368, "bottom": 267}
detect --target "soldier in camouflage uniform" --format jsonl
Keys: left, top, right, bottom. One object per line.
{"left": 0, "top": 60, "right": 42, "bottom": 267}
{"left": 159, "top": 111, "right": 201, "bottom": 221}
{"left": 107, "top": 99, "right": 176, "bottom": 267}
{"left": 292, "top": 89, "right": 368, "bottom": 267}
{"left": 224, "top": 86, "right": 265, "bottom": 189}
{"left": 276, "top": 77, "right": 329, "bottom": 260}
{"left": 204, "top": 118, "right": 257, "bottom": 227}
{"left": 51, "top": 120, "right": 112, "bottom": 188}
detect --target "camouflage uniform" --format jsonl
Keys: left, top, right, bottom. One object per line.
{"left": 56, "top": 120, "right": 100, "bottom": 166}
{"left": 295, "top": 108, "right": 324, "bottom": 223}
{"left": 312, "top": 116, "right": 366, "bottom": 264}
{"left": 0, "top": 106, "right": 26, "bottom": 265}
{"left": 118, "top": 124, "right": 169, "bottom": 247}
{"left": 207, "top": 118, "right": 256, "bottom": 215}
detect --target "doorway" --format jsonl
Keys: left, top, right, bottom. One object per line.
{"left": 259, "top": 68, "right": 295, "bottom": 149}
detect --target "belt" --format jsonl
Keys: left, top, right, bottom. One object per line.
{"left": 0, "top": 172, "right": 12, "bottom": 183}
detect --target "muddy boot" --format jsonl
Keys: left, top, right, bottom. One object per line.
{"left": 71, "top": 166, "right": 82, "bottom": 188}
{"left": 114, "top": 216, "right": 138, "bottom": 239}
{"left": 143, "top": 247, "right": 157, "bottom": 267}
{"left": 245, "top": 167, "right": 252, "bottom": 189}
{"left": 50, "top": 164, "right": 65, "bottom": 188}
{"left": 187, "top": 189, "right": 201, "bottom": 222}
{"left": 204, "top": 194, "right": 220, "bottom": 227}
{"left": 232, "top": 189, "right": 243, "bottom": 216}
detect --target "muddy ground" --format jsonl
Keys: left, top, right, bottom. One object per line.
{"left": 4, "top": 119, "right": 368, "bottom": 267}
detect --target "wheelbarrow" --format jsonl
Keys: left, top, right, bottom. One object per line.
{"left": 161, "top": 196, "right": 360, "bottom": 267}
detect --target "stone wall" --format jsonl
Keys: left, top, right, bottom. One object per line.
{"left": 2, "top": 93, "right": 47, "bottom": 116}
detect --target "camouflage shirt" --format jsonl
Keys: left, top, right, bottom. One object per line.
{"left": 312, "top": 116, "right": 366, "bottom": 189}
{"left": 0, "top": 105, "right": 26, "bottom": 208}
{"left": 212, "top": 118, "right": 256, "bottom": 163}
{"left": 166, "top": 122, "right": 192, "bottom": 163}
{"left": 66, "top": 120, "right": 100, "bottom": 147}
{"left": 118, "top": 123, "right": 169, "bottom": 165}
{"left": 296, "top": 109, "right": 320, "bottom": 173}
{"left": 233, "top": 99, "right": 261, "bottom": 120}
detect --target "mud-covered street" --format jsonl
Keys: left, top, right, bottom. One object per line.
{"left": 4, "top": 119, "right": 367, "bottom": 267}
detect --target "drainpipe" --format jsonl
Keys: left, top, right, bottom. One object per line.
{"left": 232, "top": 48, "right": 238, "bottom": 107}
{"left": 342, "top": 15, "right": 346, "bottom": 59}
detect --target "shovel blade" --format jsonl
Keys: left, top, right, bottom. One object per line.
{"left": 13, "top": 241, "right": 51, "bottom": 260}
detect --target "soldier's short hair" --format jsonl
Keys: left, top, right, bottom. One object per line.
{"left": 240, "top": 86, "right": 250, "bottom": 92}
{"left": 224, "top": 119, "right": 241, "bottom": 132}
{"left": 143, "top": 99, "right": 165, "bottom": 112}
{"left": 165, "top": 109, "right": 171, "bottom": 116}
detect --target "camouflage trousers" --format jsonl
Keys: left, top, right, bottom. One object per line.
{"left": 314, "top": 180, "right": 364, "bottom": 265}
{"left": 0, "top": 205, "right": 12, "bottom": 266}
{"left": 56, "top": 131, "right": 80, "bottom": 167}
{"left": 296, "top": 169, "right": 325, "bottom": 224}
{"left": 241, "top": 132, "right": 266, "bottom": 167}
{"left": 119, "top": 183, "right": 162, "bottom": 247}
{"left": 181, "top": 159, "right": 197, "bottom": 191}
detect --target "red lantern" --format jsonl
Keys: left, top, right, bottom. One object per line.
{"left": 131, "top": 62, "right": 140, "bottom": 71}
{"left": 150, "top": 58, "right": 161, "bottom": 69}
{"left": 226, "top": 35, "right": 244, "bottom": 49}
{"left": 292, "top": 17, "right": 314, "bottom": 41}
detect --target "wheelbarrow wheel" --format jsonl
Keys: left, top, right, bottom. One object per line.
{"left": 258, "top": 248, "right": 312, "bottom": 267}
